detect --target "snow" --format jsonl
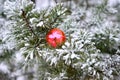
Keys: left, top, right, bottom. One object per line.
{"left": 36, "top": 21, "right": 44, "bottom": 26}
{"left": 108, "top": 0, "right": 120, "bottom": 7}
{"left": 0, "top": 62, "right": 9, "bottom": 73}
{"left": 35, "top": 0, "right": 56, "bottom": 9}
{"left": 0, "top": 0, "right": 120, "bottom": 80}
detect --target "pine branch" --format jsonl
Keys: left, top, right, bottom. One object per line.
{"left": 21, "top": 9, "right": 41, "bottom": 48}
{"left": 21, "top": 9, "right": 36, "bottom": 37}
{"left": 49, "top": 9, "right": 70, "bottom": 27}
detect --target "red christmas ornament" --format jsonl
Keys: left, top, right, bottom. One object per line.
{"left": 46, "top": 28, "right": 66, "bottom": 48}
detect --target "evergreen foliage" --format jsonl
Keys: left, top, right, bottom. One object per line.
{"left": 0, "top": 0, "right": 120, "bottom": 80}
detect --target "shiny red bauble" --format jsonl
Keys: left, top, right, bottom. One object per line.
{"left": 46, "top": 28, "right": 66, "bottom": 48}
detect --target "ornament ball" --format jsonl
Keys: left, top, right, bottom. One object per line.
{"left": 46, "top": 28, "right": 66, "bottom": 48}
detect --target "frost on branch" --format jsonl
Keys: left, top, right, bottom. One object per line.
{"left": 2, "top": 0, "right": 120, "bottom": 80}
{"left": 4, "top": 0, "right": 34, "bottom": 19}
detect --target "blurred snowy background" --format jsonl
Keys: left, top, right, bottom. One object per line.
{"left": 0, "top": 0, "right": 120, "bottom": 80}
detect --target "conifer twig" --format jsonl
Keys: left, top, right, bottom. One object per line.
{"left": 49, "top": 9, "right": 69, "bottom": 26}
{"left": 21, "top": 9, "right": 40, "bottom": 48}
{"left": 21, "top": 9, "right": 36, "bottom": 36}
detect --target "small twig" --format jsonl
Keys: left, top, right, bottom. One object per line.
{"left": 85, "top": 0, "right": 89, "bottom": 10}
{"left": 21, "top": 9, "right": 41, "bottom": 48}
{"left": 49, "top": 9, "right": 69, "bottom": 26}
{"left": 21, "top": 9, "right": 36, "bottom": 36}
